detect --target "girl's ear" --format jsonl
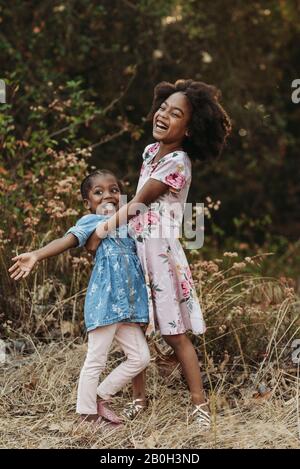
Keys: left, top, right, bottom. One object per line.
{"left": 185, "top": 129, "right": 190, "bottom": 137}
{"left": 84, "top": 199, "right": 91, "bottom": 210}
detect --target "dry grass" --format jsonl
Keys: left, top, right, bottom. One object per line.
{"left": 1, "top": 338, "right": 299, "bottom": 449}
{"left": 1, "top": 252, "right": 300, "bottom": 448}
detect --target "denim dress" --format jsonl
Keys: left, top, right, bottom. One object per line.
{"left": 66, "top": 214, "right": 149, "bottom": 332}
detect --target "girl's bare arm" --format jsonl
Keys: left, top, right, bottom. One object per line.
{"left": 85, "top": 178, "right": 169, "bottom": 253}
{"left": 32, "top": 234, "right": 78, "bottom": 261}
{"left": 9, "top": 234, "right": 78, "bottom": 280}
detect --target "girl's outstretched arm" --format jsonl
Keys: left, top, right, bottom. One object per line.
{"left": 9, "top": 234, "right": 78, "bottom": 281}
{"left": 85, "top": 178, "right": 169, "bottom": 251}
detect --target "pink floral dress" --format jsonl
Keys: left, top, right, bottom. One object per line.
{"left": 129, "top": 142, "right": 206, "bottom": 336}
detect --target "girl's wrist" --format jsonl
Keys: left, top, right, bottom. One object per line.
{"left": 33, "top": 250, "right": 42, "bottom": 262}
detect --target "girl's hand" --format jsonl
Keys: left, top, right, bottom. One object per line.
{"left": 9, "top": 252, "right": 39, "bottom": 280}
{"left": 96, "top": 222, "right": 108, "bottom": 239}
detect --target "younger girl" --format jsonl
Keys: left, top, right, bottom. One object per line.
{"left": 86, "top": 80, "right": 231, "bottom": 430}
{"left": 9, "top": 169, "right": 150, "bottom": 425}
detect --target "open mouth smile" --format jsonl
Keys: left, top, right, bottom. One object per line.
{"left": 102, "top": 202, "right": 117, "bottom": 209}
{"left": 154, "top": 119, "right": 169, "bottom": 132}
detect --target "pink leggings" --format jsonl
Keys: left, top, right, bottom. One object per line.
{"left": 76, "top": 322, "right": 150, "bottom": 414}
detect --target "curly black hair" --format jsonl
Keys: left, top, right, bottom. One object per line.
{"left": 148, "top": 79, "right": 232, "bottom": 161}
{"left": 80, "top": 169, "right": 123, "bottom": 199}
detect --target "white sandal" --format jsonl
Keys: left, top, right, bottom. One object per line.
{"left": 190, "top": 401, "right": 211, "bottom": 431}
{"left": 123, "top": 398, "right": 147, "bottom": 420}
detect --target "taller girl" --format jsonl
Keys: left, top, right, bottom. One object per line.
{"left": 88, "top": 80, "right": 231, "bottom": 429}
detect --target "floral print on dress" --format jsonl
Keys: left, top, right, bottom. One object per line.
{"left": 130, "top": 209, "right": 161, "bottom": 242}
{"left": 129, "top": 143, "right": 206, "bottom": 336}
{"left": 165, "top": 170, "right": 186, "bottom": 192}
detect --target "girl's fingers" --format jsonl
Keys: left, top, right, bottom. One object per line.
{"left": 11, "top": 256, "right": 20, "bottom": 261}
{"left": 10, "top": 268, "right": 21, "bottom": 279}
{"left": 10, "top": 265, "right": 31, "bottom": 280}
{"left": 8, "top": 262, "right": 19, "bottom": 273}
{"left": 14, "top": 270, "right": 25, "bottom": 281}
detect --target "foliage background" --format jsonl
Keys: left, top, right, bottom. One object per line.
{"left": 0, "top": 0, "right": 299, "bottom": 346}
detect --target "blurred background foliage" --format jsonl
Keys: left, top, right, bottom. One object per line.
{"left": 0, "top": 0, "right": 299, "bottom": 340}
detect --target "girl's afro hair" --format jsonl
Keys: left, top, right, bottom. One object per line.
{"left": 148, "top": 79, "right": 232, "bottom": 161}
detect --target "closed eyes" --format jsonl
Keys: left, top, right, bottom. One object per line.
{"left": 159, "top": 104, "right": 182, "bottom": 118}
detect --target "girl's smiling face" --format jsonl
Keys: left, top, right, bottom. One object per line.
{"left": 153, "top": 92, "right": 192, "bottom": 146}
{"left": 85, "top": 174, "right": 121, "bottom": 215}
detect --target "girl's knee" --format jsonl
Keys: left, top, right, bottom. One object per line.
{"left": 82, "top": 352, "right": 107, "bottom": 374}
{"left": 134, "top": 347, "right": 151, "bottom": 371}
{"left": 144, "top": 347, "right": 151, "bottom": 367}
{"left": 163, "top": 334, "right": 186, "bottom": 351}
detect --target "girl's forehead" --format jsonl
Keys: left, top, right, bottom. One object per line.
{"left": 91, "top": 174, "right": 118, "bottom": 187}
{"left": 165, "top": 92, "right": 190, "bottom": 109}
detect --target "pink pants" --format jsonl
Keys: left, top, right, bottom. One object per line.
{"left": 76, "top": 323, "right": 150, "bottom": 414}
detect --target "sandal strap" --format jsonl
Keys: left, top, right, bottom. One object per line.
{"left": 193, "top": 407, "right": 210, "bottom": 421}
{"left": 132, "top": 398, "right": 146, "bottom": 407}
{"left": 192, "top": 402, "right": 211, "bottom": 425}
{"left": 123, "top": 399, "right": 147, "bottom": 419}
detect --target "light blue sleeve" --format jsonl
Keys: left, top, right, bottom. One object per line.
{"left": 65, "top": 214, "right": 106, "bottom": 248}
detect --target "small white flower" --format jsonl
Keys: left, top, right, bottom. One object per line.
{"left": 90, "top": 282, "right": 98, "bottom": 294}
{"left": 202, "top": 51, "right": 213, "bottom": 63}
{"left": 153, "top": 49, "right": 163, "bottom": 59}
{"left": 112, "top": 304, "right": 122, "bottom": 314}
